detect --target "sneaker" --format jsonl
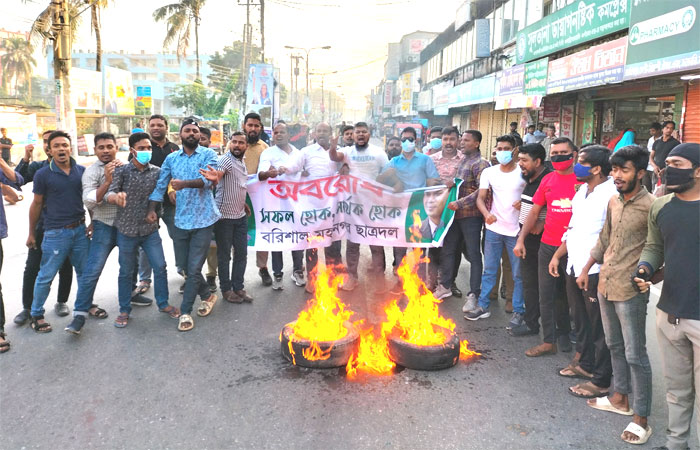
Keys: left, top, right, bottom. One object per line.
{"left": 291, "top": 270, "right": 306, "bottom": 287}
{"left": 462, "top": 292, "right": 478, "bottom": 313}
{"left": 272, "top": 275, "right": 283, "bottom": 290}
{"left": 206, "top": 276, "right": 217, "bottom": 293}
{"left": 259, "top": 267, "right": 273, "bottom": 286}
{"left": 341, "top": 276, "right": 359, "bottom": 291}
{"left": 64, "top": 315, "right": 86, "bottom": 335}
{"left": 464, "top": 306, "right": 491, "bottom": 321}
{"left": 451, "top": 286, "right": 463, "bottom": 298}
{"left": 509, "top": 323, "right": 539, "bottom": 336}
{"left": 432, "top": 285, "right": 452, "bottom": 300}
{"left": 130, "top": 294, "right": 153, "bottom": 306}
{"left": 557, "top": 333, "right": 573, "bottom": 353}
{"left": 13, "top": 309, "right": 30, "bottom": 325}
{"left": 504, "top": 299, "right": 513, "bottom": 313}
{"left": 234, "top": 289, "right": 253, "bottom": 303}
{"left": 54, "top": 302, "right": 70, "bottom": 317}
{"left": 506, "top": 312, "right": 524, "bottom": 330}
{"left": 178, "top": 281, "right": 186, "bottom": 294}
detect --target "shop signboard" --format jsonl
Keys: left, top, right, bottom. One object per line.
{"left": 448, "top": 75, "right": 496, "bottom": 108}
{"left": 515, "top": 0, "right": 630, "bottom": 64}
{"left": 135, "top": 86, "right": 152, "bottom": 109}
{"left": 542, "top": 97, "right": 561, "bottom": 122}
{"left": 475, "top": 19, "right": 491, "bottom": 58}
{"left": 559, "top": 103, "right": 575, "bottom": 139}
{"left": 546, "top": 37, "right": 627, "bottom": 94}
{"left": 417, "top": 90, "right": 432, "bottom": 112}
{"left": 384, "top": 82, "right": 393, "bottom": 107}
{"left": 524, "top": 58, "right": 548, "bottom": 96}
{"left": 432, "top": 81, "right": 452, "bottom": 116}
{"left": 496, "top": 65, "right": 525, "bottom": 97}
{"left": 399, "top": 72, "right": 414, "bottom": 115}
{"left": 624, "top": 0, "right": 700, "bottom": 80}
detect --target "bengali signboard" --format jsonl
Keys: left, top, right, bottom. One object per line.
{"left": 448, "top": 75, "right": 496, "bottom": 108}
{"left": 515, "top": 0, "right": 630, "bottom": 64}
{"left": 104, "top": 66, "right": 135, "bottom": 115}
{"left": 399, "top": 72, "right": 414, "bottom": 115}
{"left": 246, "top": 175, "right": 461, "bottom": 250}
{"left": 70, "top": 68, "right": 102, "bottom": 110}
{"left": 496, "top": 65, "right": 525, "bottom": 97}
{"left": 245, "top": 64, "right": 275, "bottom": 128}
{"left": 542, "top": 97, "right": 561, "bottom": 122}
{"left": 432, "top": 81, "right": 452, "bottom": 116}
{"left": 559, "top": 103, "right": 575, "bottom": 139}
{"left": 524, "top": 58, "right": 548, "bottom": 96}
{"left": 624, "top": 0, "right": 700, "bottom": 80}
{"left": 547, "top": 37, "right": 627, "bottom": 94}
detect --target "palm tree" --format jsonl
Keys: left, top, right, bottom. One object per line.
{"left": 154, "top": 0, "right": 207, "bottom": 79}
{"left": 1, "top": 38, "right": 36, "bottom": 96}
{"left": 28, "top": 1, "right": 82, "bottom": 54}
{"left": 90, "top": 0, "right": 112, "bottom": 71}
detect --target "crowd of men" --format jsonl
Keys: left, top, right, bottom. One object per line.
{"left": 0, "top": 112, "right": 697, "bottom": 449}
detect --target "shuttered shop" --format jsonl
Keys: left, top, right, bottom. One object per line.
{"left": 683, "top": 81, "right": 700, "bottom": 144}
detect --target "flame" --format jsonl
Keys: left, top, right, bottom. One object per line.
{"left": 302, "top": 341, "right": 333, "bottom": 361}
{"left": 459, "top": 340, "right": 480, "bottom": 360}
{"left": 346, "top": 320, "right": 395, "bottom": 378}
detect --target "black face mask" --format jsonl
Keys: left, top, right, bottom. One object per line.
{"left": 550, "top": 154, "right": 573, "bottom": 163}
{"left": 665, "top": 166, "right": 696, "bottom": 192}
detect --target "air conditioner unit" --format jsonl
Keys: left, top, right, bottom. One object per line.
{"left": 455, "top": 0, "right": 473, "bottom": 32}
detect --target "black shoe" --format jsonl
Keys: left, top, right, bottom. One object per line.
{"left": 509, "top": 323, "right": 539, "bottom": 336}
{"left": 206, "top": 276, "right": 217, "bottom": 293}
{"left": 54, "top": 302, "right": 70, "bottom": 317}
{"left": 557, "top": 334, "right": 572, "bottom": 353}
{"left": 451, "top": 286, "right": 462, "bottom": 298}
{"left": 130, "top": 294, "right": 153, "bottom": 307}
{"left": 259, "top": 268, "right": 273, "bottom": 286}
{"left": 13, "top": 309, "right": 30, "bottom": 325}
{"left": 64, "top": 315, "right": 86, "bottom": 335}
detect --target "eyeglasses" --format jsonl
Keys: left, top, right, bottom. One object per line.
{"left": 401, "top": 137, "right": 415, "bottom": 143}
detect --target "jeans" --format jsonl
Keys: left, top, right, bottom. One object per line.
{"left": 117, "top": 231, "right": 170, "bottom": 315}
{"left": 138, "top": 248, "right": 152, "bottom": 282}
{"left": 214, "top": 218, "right": 248, "bottom": 292}
{"left": 22, "top": 226, "right": 73, "bottom": 310}
{"left": 305, "top": 240, "right": 342, "bottom": 275}
{"left": 173, "top": 225, "right": 213, "bottom": 315}
{"left": 566, "top": 272, "right": 611, "bottom": 388}
{"left": 439, "top": 216, "right": 483, "bottom": 295}
{"left": 346, "top": 241, "right": 385, "bottom": 278}
{"left": 0, "top": 241, "right": 4, "bottom": 331}
{"left": 161, "top": 203, "right": 183, "bottom": 272}
{"left": 31, "top": 225, "right": 89, "bottom": 317}
{"left": 538, "top": 242, "right": 571, "bottom": 344}
{"left": 73, "top": 221, "right": 117, "bottom": 315}
{"left": 272, "top": 251, "right": 303, "bottom": 277}
{"left": 521, "top": 233, "right": 542, "bottom": 331}
{"left": 599, "top": 292, "right": 652, "bottom": 417}
{"left": 477, "top": 229, "right": 523, "bottom": 313}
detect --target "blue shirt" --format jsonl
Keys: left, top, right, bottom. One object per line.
{"left": 0, "top": 171, "right": 24, "bottom": 239}
{"left": 384, "top": 152, "right": 440, "bottom": 190}
{"left": 149, "top": 146, "right": 221, "bottom": 230}
{"left": 33, "top": 159, "right": 85, "bottom": 230}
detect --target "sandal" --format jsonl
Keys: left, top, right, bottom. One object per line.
{"left": 178, "top": 314, "right": 194, "bottom": 332}
{"left": 30, "top": 315, "right": 52, "bottom": 333}
{"left": 134, "top": 280, "right": 151, "bottom": 295}
{"left": 587, "top": 396, "right": 634, "bottom": 415}
{"left": 196, "top": 294, "right": 218, "bottom": 317}
{"left": 88, "top": 305, "right": 108, "bottom": 319}
{"left": 569, "top": 381, "right": 609, "bottom": 399}
{"left": 159, "top": 305, "right": 181, "bottom": 318}
{"left": 114, "top": 313, "right": 129, "bottom": 328}
{"left": 0, "top": 332, "right": 10, "bottom": 353}
{"left": 621, "top": 422, "right": 652, "bottom": 445}
{"left": 558, "top": 364, "right": 593, "bottom": 379}
{"left": 525, "top": 343, "right": 556, "bottom": 357}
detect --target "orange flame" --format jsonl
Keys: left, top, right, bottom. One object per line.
{"left": 459, "top": 340, "right": 480, "bottom": 360}
{"left": 346, "top": 320, "right": 395, "bottom": 378}
{"left": 302, "top": 341, "right": 333, "bottom": 361}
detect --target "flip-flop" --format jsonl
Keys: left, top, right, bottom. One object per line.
{"left": 558, "top": 364, "right": 593, "bottom": 379}
{"left": 114, "top": 314, "right": 129, "bottom": 328}
{"left": 134, "top": 281, "right": 151, "bottom": 295}
{"left": 587, "top": 396, "right": 634, "bottom": 416}
{"left": 621, "top": 422, "right": 652, "bottom": 445}
{"left": 159, "top": 306, "right": 181, "bottom": 318}
{"left": 569, "top": 381, "right": 609, "bottom": 399}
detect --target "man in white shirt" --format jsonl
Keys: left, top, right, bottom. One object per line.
{"left": 524, "top": 125, "right": 538, "bottom": 145}
{"left": 465, "top": 135, "right": 526, "bottom": 329}
{"left": 285, "top": 122, "right": 342, "bottom": 293}
{"left": 533, "top": 123, "right": 546, "bottom": 143}
{"left": 643, "top": 122, "right": 662, "bottom": 191}
{"left": 548, "top": 145, "right": 617, "bottom": 399}
{"left": 257, "top": 122, "right": 304, "bottom": 290}
{"left": 329, "top": 122, "right": 388, "bottom": 291}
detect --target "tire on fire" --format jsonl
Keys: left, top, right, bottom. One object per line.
{"left": 280, "top": 321, "right": 360, "bottom": 369}
{"left": 387, "top": 326, "right": 460, "bottom": 371}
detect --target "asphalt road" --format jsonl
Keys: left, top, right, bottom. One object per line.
{"left": 0, "top": 163, "right": 697, "bottom": 450}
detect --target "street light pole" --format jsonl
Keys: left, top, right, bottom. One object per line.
{"left": 284, "top": 45, "right": 330, "bottom": 117}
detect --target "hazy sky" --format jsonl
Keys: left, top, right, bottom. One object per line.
{"left": 6, "top": 0, "right": 459, "bottom": 110}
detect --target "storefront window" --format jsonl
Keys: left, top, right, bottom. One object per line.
{"left": 595, "top": 96, "right": 677, "bottom": 148}
{"left": 493, "top": 6, "right": 503, "bottom": 49}
{"left": 503, "top": 0, "right": 515, "bottom": 43}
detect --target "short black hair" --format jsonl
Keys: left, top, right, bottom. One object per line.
{"left": 442, "top": 126, "right": 459, "bottom": 137}
{"left": 244, "top": 112, "right": 262, "bottom": 124}
{"left": 496, "top": 135, "right": 517, "bottom": 147}
{"left": 510, "top": 122, "right": 518, "bottom": 127}
{"left": 41, "top": 129, "right": 55, "bottom": 137}
{"left": 548, "top": 124, "right": 556, "bottom": 131}
{"left": 387, "top": 136, "right": 401, "bottom": 145}
{"left": 610, "top": 145, "right": 650, "bottom": 173}
{"left": 48, "top": 130, "right": 71, "bottom": 147}
{"left": 551, "top": 137, "right": 578, "bottom": 153}
{"left": 401, "top": 126, "right": 417, "bottom": 139}
{"left": 662, "top": 120, "right": 676, "bottom": 129}
{"left": 94, "top": 132, "right": 116, "bottom": 147}
{"left": 429, "top": 126, "right": 442, "bottom": 135}
{"left": 527, "top": 124, "right": 535, "bottom": 130}
{"left": 463, "top": 129, "right": 482, "bottom": 143}
{"left": 579, "top": 144, "right": 612, "bottom": 176}
{"left": 518, "top": 143, "right": 546, "bottom": 164}
{"left": 199, "top": 127, "right": 211, "bottom": 138}
{"left": 341, "top": 125, "right": 354, "bottom": 134}
{"left": 129, "top": 132, "right": 151, "bottom": 148}
{"left": 650, "top": 122, "right": 662, "bottom": 131}
{"left": 355, "top": 121, "right": 369, "bottom": 129}
{"left": 513, "top": 134, "right": 523, "bottom": 148}
{"left": 149, "top": 114, "right": 168, "bottom": 126}
{"left": 230, "top": 131, "right": 246, "bottom": 138}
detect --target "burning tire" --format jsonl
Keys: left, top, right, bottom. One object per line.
{"left": 387, "top": 326, "right": 460, "bottom": 371}
{"left": 280, "top": 321, "right": 360, "bottom": 369}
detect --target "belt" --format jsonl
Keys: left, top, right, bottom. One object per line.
{"left": 63, "top": 218, "right": 86, "bottom": 229}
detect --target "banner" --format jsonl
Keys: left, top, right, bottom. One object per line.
{"left": 524, "top": 58, "right": 548, "bottom": 96}
{"left": 104, "top": 66, "right": 135, "bottom": 115}
{"left": 245, "top": 175, "right": 462, "bottom": 251}
{"left": 496, "top": 65, "right": 525, "bottom": 98}
{"left": 135, "top": 86, "right": 152, "bottom": 109}
{"left": 245, "top": 64, "right": 274, "bottom": 128}
{"left": 70, "top": 68, "right": 102, "bottom": 110}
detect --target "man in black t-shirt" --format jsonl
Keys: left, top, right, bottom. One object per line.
{"left": 649, "top": 120, "right": 680, "bottom": 185}
{"left": 0, "top": 128, "right": 12, "bottom": 164}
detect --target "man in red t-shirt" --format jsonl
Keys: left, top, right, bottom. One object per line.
{"left": 514, "top": 137, "right": 579, "bottom": 357}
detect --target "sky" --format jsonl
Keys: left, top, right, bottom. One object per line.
{"left": 5, "top": 0, "right": 459, "bottom": 111}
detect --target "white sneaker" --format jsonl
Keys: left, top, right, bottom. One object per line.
{"left": 432, "top": 285, "right": 452, "bottom": 300}
{"left": 291, "top": 270, "right": 306, "bottom": 287}
{"left": 272, "top": 275, "right": 283, "bottom": 290}
{"left": 462, "top": 292, "right": 478, "bottom": 313}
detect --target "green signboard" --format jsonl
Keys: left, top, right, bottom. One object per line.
{"left": 515, "top": 0, "right": 630, "bottom": 64}
{"left": 624, "top": 0, "right": 700, "bottom": 80}
{"left": 524, "top": 58, "right": 548, "bottom": 96}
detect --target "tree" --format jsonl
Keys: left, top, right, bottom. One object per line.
{"left": 154, "top": 0, "right": 207, "bottom": 80}
{"left": 1, "top": 38, "right": 36, "bottom": 96}
{"left": 90, "top": 0, "right": 113, "bottom": 71}
{"left": 170, "top": 80, "right": 229, "bottom": 118}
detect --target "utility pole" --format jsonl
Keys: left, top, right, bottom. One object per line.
{"left": 291, "top": 55, "right": 302, "bottom": 120}
{"left": 51, "top": 0, "right": 77, "bottom": 155}
{"left": 260, "top": 0, "right": 265, "bottom": 62}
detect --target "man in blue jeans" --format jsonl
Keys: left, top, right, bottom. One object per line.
{"left": 465, "top": 135, "right": 525, "bottom": 329}
{"left": 28, "top": 131, "right": 88, "bottom": 333}
{"left": 65, "top": 133, "right": 124, "bottom": 334}
{"left": 148, "top": 118, "right": 220, "bottom": 332}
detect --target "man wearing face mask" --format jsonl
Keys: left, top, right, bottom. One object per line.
{"left": 634, "top": 143, "right": 700, "bottom": 450}
{"left": 547, "top": 145, "right": 616, "bottom": 399}
{"left": 422, "top": 127, "right": 443, "bottom": 155}
{"left": 515, "top": 137, "right": 579, "bottom": 357}
{"left": 465, "top": 135, "right": 525, "bottom": 328}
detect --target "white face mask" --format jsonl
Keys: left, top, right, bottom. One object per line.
{"left": 401, "top": 140, "right": 416, "bottom": 153}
